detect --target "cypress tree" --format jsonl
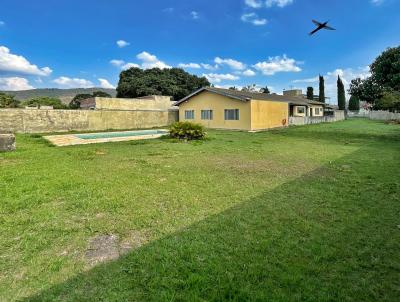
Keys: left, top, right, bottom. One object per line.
{"left": 306, "top": 87, "right": 314, "bottom": 100}
{"left": 337, "top": 75, "right": 346, "bottom": 110}
{"left": 348, "top": 95, "right": 360, "bottom": 111}
{"left": 319, "top": 75, "right": 325, "bottom": 103}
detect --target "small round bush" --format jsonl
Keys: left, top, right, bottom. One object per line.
{"left": 169, "top": 122, "right": 206, "bottom": 140}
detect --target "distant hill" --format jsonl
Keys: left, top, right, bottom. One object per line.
{"left": 0, "top": 88, "right": 117, "bottom": 104}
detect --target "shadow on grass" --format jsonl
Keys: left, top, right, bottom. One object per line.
{"left": 24, "top": 139, "right": 400, "bottom": 302}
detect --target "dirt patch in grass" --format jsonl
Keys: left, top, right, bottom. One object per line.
{"left": 85, "top": 231, "right": 148, "bottom": 266}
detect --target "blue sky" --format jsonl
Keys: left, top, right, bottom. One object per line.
{"left": 0, "top": 0, "right": 399, "bottom": 103}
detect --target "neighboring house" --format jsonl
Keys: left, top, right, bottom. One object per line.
{"left": 174, "top": 87, "right": 326, "bottom": 131}
{"left": 80, "top": 95, "right": 174, "bottom": 111}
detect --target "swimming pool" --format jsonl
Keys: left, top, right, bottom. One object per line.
{"left": 75, "top": 129, "right": 169, "bottom": 140}
{"left": 44, "top": 129, "right": 169, "bottom": 146}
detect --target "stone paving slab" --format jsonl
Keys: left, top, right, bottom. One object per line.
{"left": 43, "top": 129, "right": 167, "bottom": 147}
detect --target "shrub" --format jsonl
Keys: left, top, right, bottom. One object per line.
{"left": 169, "top": 122, "right": 206, "bottom": 140}
{"left": 23, "top": 97, "right": 68, "bottom": 109}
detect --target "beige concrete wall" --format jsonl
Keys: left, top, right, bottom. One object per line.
{"left": 0, "top": 109, "right": 178, "bottom": 133}
{"left": 250, "top": 100, "right": 289, "bottom": 130}
{"left": 178, "top": 91, "right": 252, "bottom": 130}
{"left": 93, "top": 96, "right": 174, "bottom": 111}
{"left": 369, "top": 110, "right": 400, "bottom": 120}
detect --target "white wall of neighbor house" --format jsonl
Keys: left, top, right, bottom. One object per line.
{"left": 293, "top": 106, "right": 306, "bottom": 117}
{"left": 293, "top": 105, "right": 324, "bottom": 117}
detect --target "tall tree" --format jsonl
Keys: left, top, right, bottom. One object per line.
{"left": 337, "top": 75, "right": 346, "bottom": 110}
{"left": 116, "top": 67, "right": 210, "bottom": 101}
{"left": 348, "top": 95, "right": 360, "bottom": 111}
{"left": 318, "top": 75, "right": 325, "bottom": 103}
{"left": 306, "top": 87, "right": 314, "bottom": 100}
{"left": 260, "top": 85, "right": 270, "bottom": 94}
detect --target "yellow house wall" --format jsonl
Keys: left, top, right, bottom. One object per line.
{"left": 250, "top": 99, "right": 289, "bottom": 130}
{"left": 178, "top": 91, "right": 251, "bottom": 130}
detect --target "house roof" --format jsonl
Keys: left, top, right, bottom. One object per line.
{"left": 174, "top": 87, "right": 326, "bottom": 107}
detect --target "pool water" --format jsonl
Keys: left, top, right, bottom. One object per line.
{"left": 75, "top": 129, "right": 168, "bottom": 140}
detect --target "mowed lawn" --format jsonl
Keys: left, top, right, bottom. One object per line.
{"left": 0, "top": 119, "right": 399, "bottom": 301}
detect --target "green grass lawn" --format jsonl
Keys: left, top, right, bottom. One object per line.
{"left": 0, "top": 119, "right": 399, "bottom": 301}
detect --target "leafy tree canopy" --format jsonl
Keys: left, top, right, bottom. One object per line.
{"left": 23, "top": 97, "right": 67, "bottom": 109}
{"left": 92, "top": 91, "right": 112, "bottom": 98}
{"left": 370, "top": 46, "right": 400, "bottom": 91}
{"left": 0, "top": 93, "right": 20, "bottom": 108}
{"left": 116, "top": 67, "right": 210, "bottom": 101}
{"left": 374, "top": 91, "right": 400, "bottom": 112}
{"left": 349, "top": 46, "right": 400, "bottom": 111}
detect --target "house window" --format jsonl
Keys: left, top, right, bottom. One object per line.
{"left": 224, "top": 109, "right": 240, "bottom": 120}
{"left": 315, "top": 108, "right": 322, "bottom": 115}
{"left": 297, "top": 106, "right": 305, "bottom": 114}
{"left": 201, "top": 110, "right": 213, "bottom": 120}
{"left": 184, "top": 110, "right": 194, "bottom": 119}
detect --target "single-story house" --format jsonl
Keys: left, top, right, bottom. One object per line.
{"left": 174, "top": 87, "right": 326, "bottom": 131}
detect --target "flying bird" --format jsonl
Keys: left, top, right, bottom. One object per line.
{"left": 309, "top": 20, "right": 336, "bottom": 35}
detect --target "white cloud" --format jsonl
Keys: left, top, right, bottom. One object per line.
{"left": 178, "top": 63, "right": 201, "bottom": 69}
{"left": 0, "top": 21, "right": 5, "bottom": 26}
{"left": 191, "top": 11, "right": 199, "bottom": 20}
{"left": 136, "top": 51, "right": 171, "bottom": 69}
{"left": 370, "top": 0, "right": 384, "bottom": 5}
{"left": 116, "top": 40, "right": 130, "bottom": 48}
{"left": 53, "top": 76, "right": 94, "bottom": 88}
{"left": 203, "top": 73, "right": 240, "bottom": 83}
{"left": 110, "top": 59, "right": 125, "bottom": 67}
{"left": 241, "top": 13, "right": 267, "bottom": 26}
{"left": 122, "top": 62, "right": 140, "bottom": 69}
{"left": 110, "top": 52, "right": 170, "bottom": 70}
{"left": 0, "top": 46, "right": 52, "bottom": 76}
{"left": 242, "top": 69, "right": 256, "bottom": 76}
{"left": 201, "top": 63, "right": 218, "bottom": 70}
{"left": 245, "top": 0, "right": 263, "bottom": 8}
{"left": 292, "top": 76, "right": 319, "bottom": 83}
{"left": 253, "top": 55, "right": 301, "bottom": 75}
{"left": 98, "top": 78, "right": 115, "bottom": 89}
{"left": 265, "top": 0, "right": 294, "bottom": 8}
{"left": 215, "top": 57, "right": 246, "bottom": 70}
{"left": 0, "top": 77, "right": 34, "bottom": 90}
